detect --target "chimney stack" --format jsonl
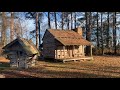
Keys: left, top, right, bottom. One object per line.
{"left": 74, "top": 27, "right": 83, "bottom": 36}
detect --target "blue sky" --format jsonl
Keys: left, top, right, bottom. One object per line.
{"left": 21, "top": 12, "right": 120, "bottom": 45}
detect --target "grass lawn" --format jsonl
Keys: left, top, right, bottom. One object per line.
{"left": 0, "top": 56, "right": 120, "bottom": 78}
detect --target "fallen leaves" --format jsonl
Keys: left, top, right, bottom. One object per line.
{"left": 0, "top": 56, "right": 120, "bottom": 78}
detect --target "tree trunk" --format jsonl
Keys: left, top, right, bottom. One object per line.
{"left": 74, "top": 12, "right": 76, "bottom": 28}
{"left": 54, "top": 12, "right": 57, "bottom": 29}
{"left": 38, "top": 19, "right": 41, "bottom": 50}
{"left": 48, "top": 12, "right": 51, "bottom": 29}
{"left": 1, "top": 12, "right": 7, "bottom": 46}
{"left": 101, "top": 13, "right": 104, "bottom": 55}
{"left": 113, "top": 12, "right": 117, "bottom": 54}
{"left": 71, "top": 12, "right": 72, "bottom": 29}
{"left": 62, "top": 12, "right": 64, "bottom": 30}
{"left": 67, "top": 18, "right": 69, "bottom": 29}
{"left": 85, "top": 12, "right": 92, "bottom": 56}
{"left": 36, "top": 12, "right": 39, "bottom": 49}
{"left": 10, "top": 12, "right": 14, "bottom": 41}
{"left": 96, "top": 12, "right": 100, "bottom": 54}
{"left": 106, "top": 12, "right": 110, "bottom": 53}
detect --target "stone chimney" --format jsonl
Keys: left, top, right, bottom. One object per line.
{"left": 74, "top": 27, "right": 83, "bottom": 36}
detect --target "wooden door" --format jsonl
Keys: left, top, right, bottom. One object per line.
{"left": 17, "top": 51, "right": 26, "bottom": 68}
{"left": 18, "top": 59, "right": 25, "bottom": 68}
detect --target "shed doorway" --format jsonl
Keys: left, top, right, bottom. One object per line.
{"left": 16, "top": 51, "right": 26, "bottom": 68}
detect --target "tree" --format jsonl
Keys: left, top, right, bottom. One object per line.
{"left": 74, "top": 12, "right": 77, "bottom": 28}
{"left": 106, "top": 12, "right": 110, "bottom": 48}
{"left": 100, "top": 12, "right": 104, "bottom": 55}
{"left": 38, "top": 12, "right": 43, "bottom": 49}
{"left": 85, "top": 12, "right": 92, "bottom": 56}
{"left": 113, "top": 12, "right": 117, "bottom": 54}
{"left": 54, "top": 12, "right": 57, "bottom": 29}
{"left": 67, "top": 17, "right": 69, "bottom": 29}
{"left": 61, "top": 12, "right": 64, "bottom": 29}
{"left": 25, "top": 12, "right": 43, "bottom": 49}
{"left": 36, "top": 12, "right": 39, "bottom": 49}
{"left": 48, "top": 12, "right": 51, "bottom": 29}
{"left": 71, "top": 12, "right": 73, "bottom": 29}
{"left": 10, "top": 12, "right": 14, "bottom": 41}
{"left": 96, "top": 12, "right": 100, "bottom": 54}
{"left": 63, "top": 12, "right": 70, "bottom": 30}
{"left": 1, "top": 12, "right": 7, "bottom": 46}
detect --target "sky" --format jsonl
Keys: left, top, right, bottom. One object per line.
{"left": 20, "top": 12, "right": 120, "bottom": 45}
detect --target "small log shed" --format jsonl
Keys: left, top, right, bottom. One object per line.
{"left": 2, "top": 38, "right": 40, "bottom": 68}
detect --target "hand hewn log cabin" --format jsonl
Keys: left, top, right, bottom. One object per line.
{"left": 42, "top": 27, "right": 93, "bottom": 62}
{"left": 2, "top": 38, "right": 40, "bottom": 68}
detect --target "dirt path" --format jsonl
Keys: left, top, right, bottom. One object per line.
{"left": 0, "top": 57, "right": 10, "bottom": 63}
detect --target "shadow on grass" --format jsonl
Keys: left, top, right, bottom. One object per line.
{"left": 0, "top": 70, "right": 37, "bottom": 78}
{"left": 1, "top": 60, "right": 120, "bottom": 78}
{"left": 38, "top": 58, "right": 63, "bottom": 64}
{"left": 1, "top": 66, "right": 119, "bottom": 78}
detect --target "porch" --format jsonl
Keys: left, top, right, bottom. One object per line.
{"left": 56, "top": 56, "right": 93, "bottom": 63}
{"left": 55, "top": 45, "right": 93, "bottom": 63}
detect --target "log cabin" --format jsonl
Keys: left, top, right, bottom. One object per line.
{"left": 2, "top": 38, "right": 40, "bottom": 68}
{"left": 42, "top": 27, "right": 93, "bottom": 62}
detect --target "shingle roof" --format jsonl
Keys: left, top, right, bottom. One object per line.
{"left": 2, "top": 38, "right": 40, "bottom": 56}
{"left": 48, "top": 29, "right": 92, "bottom": 46}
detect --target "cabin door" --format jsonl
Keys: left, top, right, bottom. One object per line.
{"left": 18, "top": 59, "right": 26, "bottom": 68}
{"left": 17, "top": 51, "right": 26, "bottom": 68}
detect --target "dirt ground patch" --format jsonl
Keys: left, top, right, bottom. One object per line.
{"left": 0, "top": 57, "right": 10, "bottom": 63}
{"left": 0, "top": 56, "right": 120, "bottom": 78}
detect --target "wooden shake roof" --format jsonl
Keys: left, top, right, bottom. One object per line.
{"left": 2, "top": 38, "right": 40, "bottom": 56}
{"left": 48, "top": 29, "right": 92, "bottom": 46}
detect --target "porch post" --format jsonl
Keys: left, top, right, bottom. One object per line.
{"left": 63, "top": 46, "right": 65, "bottom": 59}
{"left": 56, "top": 47, "right": 57, "bottom": 59}
{"left": 82, "top": 45, "right": 84, "bottom": 56}
{"left": 73, "top": 45, "right": 75, "bottom": 57}
{"left": 90, "top": 45, "right": 92, "bottom": 56}
{"left": 90, "top": 45, "right": 93, "bottom": 60}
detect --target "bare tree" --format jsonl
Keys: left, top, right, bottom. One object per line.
{"left": 48, "top": 12, "right": 51, "bottom": 29}
{"left": 85, "top": 12, "right": 92, "bottom": 56}
{"left": 1, "top": 12, "right": 7, "bottom": 46}
{"left": 100, "top": 12, "right": 104, "bottom": 55}
{"left": 61, "top": 12, "right": 64, "bottom": 29}
{"left": 10, "top": 12, "right": 14, "bottom": 41}
{"left": 74, "top": 12, "right": 76, "bottom": 28}
{"left": 54, "top": 12, "right": 57, "bottom": 29}
{"left": 36, "top": 12, "right": 39, "bottom": 49}
{"left": 113, "top": 12, "right": 117, "bottom": 54}
{"left": 96, "top": 12, "right": 100, "bottom": 54}
{"left": 67, "top": 18, "right": 69, "bottom": 29}
{"left": 71, "top": 12, "right": 73, "bottom": 29}
{"left": 106, "top": 12, "right": 110, "bottom": 48}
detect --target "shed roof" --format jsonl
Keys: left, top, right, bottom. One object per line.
{"left": 2, "top": 38, "right": 40, "bottom": 56}
{"left": 48, "top": 29, "right": 92, "bottom": 46}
